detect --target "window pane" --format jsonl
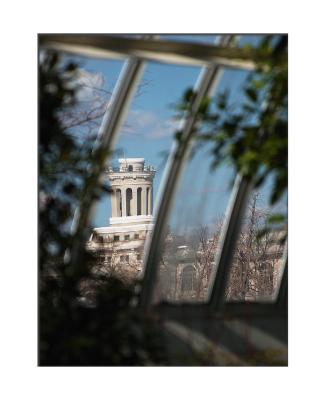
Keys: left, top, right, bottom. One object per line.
{"left": 60, "top": 53, "right": 125, "bottom": 147}
{"left": 152, "top": 57, "right": 278, "bottom": 304}
{"left": 90, "top": 60, "right": 201, "bottom": 282}
{"left": 153, "top": 144, "right": 235, "bottom": 303}
{"left": 225, "top": 184, "right": 287, "bottom": 303}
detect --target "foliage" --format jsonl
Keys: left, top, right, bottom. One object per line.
{"left": 39, "top": 50, "right": 167, "bottom": 365}
{"left": 174, "top": 35, "right": 288, "bottom": 223}
{"left": 40, "top": 276, "right": 166, "bottom": 366}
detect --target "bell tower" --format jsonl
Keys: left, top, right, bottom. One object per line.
{"left": 108, "top": 158, "right": 155, "bottom": 225}
{"left": 87, "top": 157, "right": 156, "bottom": 278}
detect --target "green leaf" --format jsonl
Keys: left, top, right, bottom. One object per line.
{"left": 245, "top": 87, "right": 258, "bottom": 103}
{"left": 183, "top": 88, "right": 195, "bottom": 103}
{"left": 252, "top": 79, "right": 264, "bottom": 89}
{"left": 267, "top": 213, "right": 285, "bottom": 224}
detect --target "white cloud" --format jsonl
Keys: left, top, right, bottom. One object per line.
{"left": 74, "top": 69, "right": 106, "bottom": 101}
{"left": 122, "top": 109, "right": 179, "bottom": 140}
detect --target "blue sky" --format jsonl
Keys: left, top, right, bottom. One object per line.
{"left": 66, "top": 35, "right": 286, "bottom": 234}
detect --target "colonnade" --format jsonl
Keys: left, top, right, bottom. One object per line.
{"left": 111, "top": 186, "right": 153, "bottom": 217}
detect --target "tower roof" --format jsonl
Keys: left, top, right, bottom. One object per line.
{"left": 118, "top": 158, "right": 144, "bottom": 164}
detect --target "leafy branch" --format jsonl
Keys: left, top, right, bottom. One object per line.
{"left": 174, "top": 35, "right": 288, "bottom": 226}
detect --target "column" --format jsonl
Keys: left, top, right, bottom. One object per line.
{"left": 122, "top": 188, "right": 127, "bottom": 217}
{"left": 131, "top": 187, "right": 137, "bottom": 216}
{"left": 149, "top": 187, "right": 152, "bottom": 215}
{"left": 141, "top": 185, "right": 146, "bottom": 215}
{"left": 137, "top": 187, "right": 141, "bottom": 215}
{"left": 117, "top": 189, "right": 122, "bottom": 217}
{"left": 111, "top": 189, "right": 117, "bottom": 218}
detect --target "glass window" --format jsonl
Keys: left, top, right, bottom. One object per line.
{"left": 225, "top": 189, "right": 287, "bottom": 303}
{"left": 152, "top": 135, "right": 235, "bottom": 303}
{"left": 105, "top": 60, "right": 201, "bottom": 269}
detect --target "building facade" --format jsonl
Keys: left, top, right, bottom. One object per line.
{"left": 87, "top": 158, "right": 155, "bottom": 281}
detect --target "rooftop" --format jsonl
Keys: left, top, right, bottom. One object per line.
{"left": 107, "top": 157, "right": 155, "bottom": 173}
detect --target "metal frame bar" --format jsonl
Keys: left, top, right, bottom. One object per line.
{"left": 92, "top": 58, "right": 146, "bottom": 153}
{"left": 208, "top": 174, "right": 253, "bottom": 310}
{"left": 139, "top": 35, "right": 235, "bottom": 310}
{"left": 39, "top": 34, "right": 257, "bottom": 70}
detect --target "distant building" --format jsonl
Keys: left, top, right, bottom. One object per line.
{"left": 87, "top": 158, "right": 155, "bottom": 281}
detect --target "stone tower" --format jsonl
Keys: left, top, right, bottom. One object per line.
{"left": 88, "top": 158, "right": 156, "bottom": 273}
{"left": 108, "top": 158, "right": 155, "bottom": 226}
